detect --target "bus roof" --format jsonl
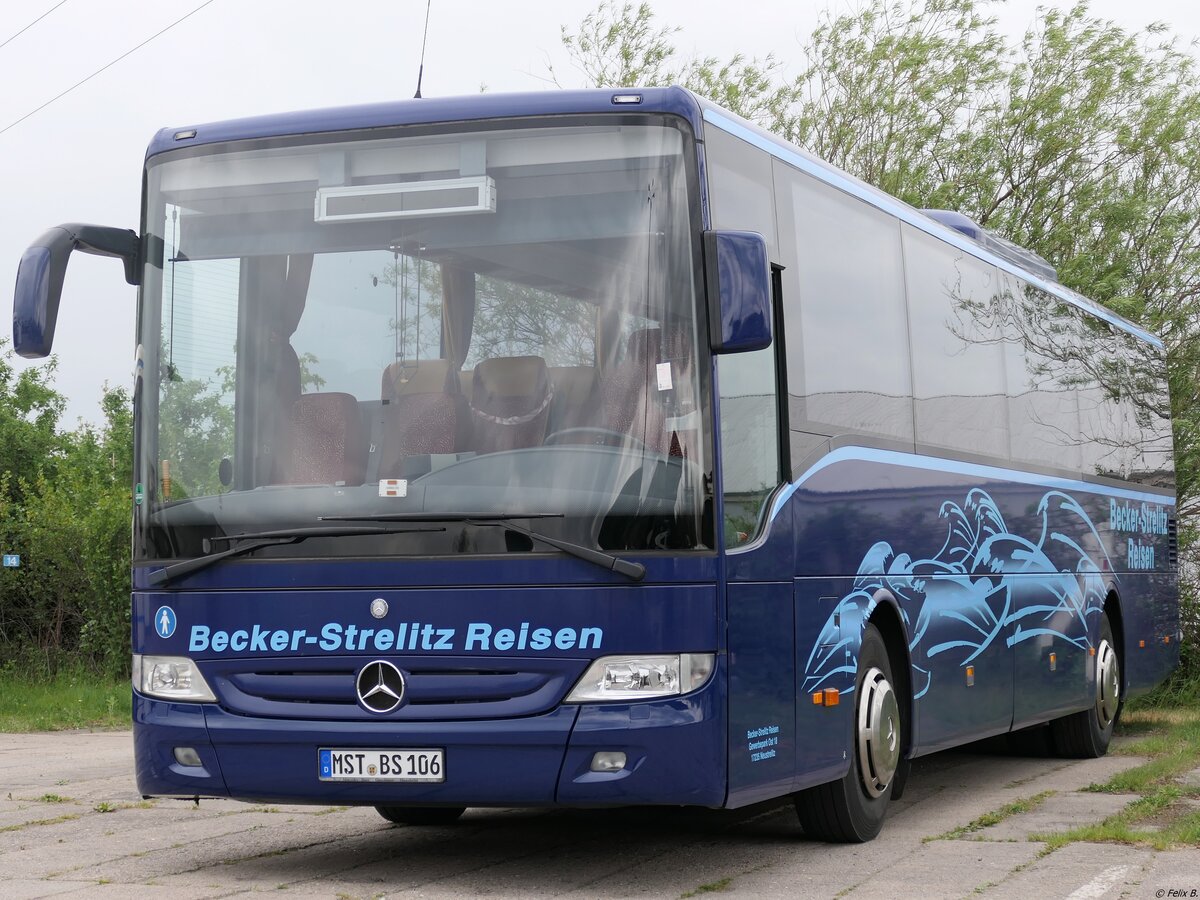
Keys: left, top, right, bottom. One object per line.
{"left": 146, "top": 86, "right": 1160, "bottom": 349}
{"left": 145, "top": 87, "right": 705, "bottom": 159}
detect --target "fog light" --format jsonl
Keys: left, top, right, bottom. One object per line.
{"left": 590, "top": 751, "right": 627, "bottom": 773}
{"left": 173, "top": 747, "right": 202, "bottom": 767}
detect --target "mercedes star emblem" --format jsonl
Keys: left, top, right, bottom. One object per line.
{"left": 355, "top": 660, "right": 406, "bottom": 713}
{"left": 369, "top": 598, "right": 389, "bottom": 619}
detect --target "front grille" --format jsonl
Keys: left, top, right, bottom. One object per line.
{"left": 204, "top": 656, "right": 587, "bottom": 721}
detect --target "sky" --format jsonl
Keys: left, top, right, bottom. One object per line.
{"left": 2, "top": 0, "right": 1198, "bottom": 425}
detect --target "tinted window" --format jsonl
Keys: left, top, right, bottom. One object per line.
{"left": 904, "top": 225, "right": 1008, "bottom": 458}
{"left": 1077, "top": 320, "right": 1174, "bottom": 485}
{"left": 997, "top": 274, "right": 1082, "bottom": 470}
{"left": 776, "top": 164, "right": 912, "bottom": 448}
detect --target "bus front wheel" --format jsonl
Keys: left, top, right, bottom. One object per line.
{"left": 794, "top": 623, "right": 901, "bottom": 842}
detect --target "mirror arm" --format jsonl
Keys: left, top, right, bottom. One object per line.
{"left": 56, "top": 223, "right": 142, "bottom": 285}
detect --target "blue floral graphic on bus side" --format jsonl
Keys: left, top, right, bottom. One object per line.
{"left": 803, "top": 489, "right": 1111, "bottom": 699}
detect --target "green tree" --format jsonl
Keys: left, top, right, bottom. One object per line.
{"left": 0, "top": 340, "right": 67, "bottom": 505}
{"left": 0, "top": 338, "right": 133, "bottom": 675}
{"left": 557, "top": 0, "right": 1200, "bottom": 664}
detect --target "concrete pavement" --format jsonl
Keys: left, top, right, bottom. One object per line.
{"left": 1, "top": 730, "right": 1198, "bottom": 898}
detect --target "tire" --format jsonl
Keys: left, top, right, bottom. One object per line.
{"left": 1050, "top": 610, "right": 1121, "bottom": 758}
{"left": 375, "top": 805, "right": 466, "bottom": 826}
{"left": 795, "top": 623, "right": 902, "bottom": 842}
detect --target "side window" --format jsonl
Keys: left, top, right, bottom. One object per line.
{"left": 904, "top": 226, "right": 1008, "bottom": 458}
{"left": 705, "top": 127, "right": 782, "bottom": 546}
{"left": 1126, "top": 337, "right": 1174, "bottom": 486}
{"left": 998, "top": 274, "right": 1082, "bottom": 471}
{"left": 1077, "top": 319, "right": 1174, "bottom": 484}
{"left": 776, "top": 165, "right": 913, "bottom": 457}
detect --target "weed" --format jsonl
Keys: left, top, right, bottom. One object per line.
{"left": 681, "top": 877, "right": 733, "bottom": 897}
{"left": 0, "top": 813, "right": 80, "bottom": 832}
{"left": 926, "top": 790, "right": 1055, "bottom": 842}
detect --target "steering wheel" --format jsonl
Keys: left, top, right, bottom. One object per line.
{"left": 543, "top": 427, "right": 649, "bottom": 452}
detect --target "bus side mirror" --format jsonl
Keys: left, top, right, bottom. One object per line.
{"left": 13, "top": 223, "right": 140, "bottom": 359}
{"left": 703, "top": 230, "right": 771, "bottom": 354}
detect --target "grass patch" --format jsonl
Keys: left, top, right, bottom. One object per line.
{"left": 38, "top": 793, "right": 72, "bottom": 803}
{"left": 926, "top": 790, "right": 1055, "bottom": 842}
{"left": 1084, "top": 707, "right": 1200, "bottom": 795}
{"left": 1032, "top": 786, "right": 1200, "bottom": 851}
{"left": 1033, "top": 705, "right": 1200, "bottom": 851}
{"left": 681, "top": 877, "right": 733, "bottom": 897}
{"left": 0, "top": 669, "right": 129, "bottom": 732}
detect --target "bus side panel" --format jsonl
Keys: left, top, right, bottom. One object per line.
{"left": 787, "top": 451, "right": 1177, "bottom": 758}
{"left": 1012, "top": 574, "right": 1093, "bottom": 730}
{"left": 913, "top": 574, "right": 1014, "bottom": 753}
{"left": 1120, "top": 571, "right": 1181, "bottom": 700}
{"left": 725, "top": 580, "right": 796, "bottom": 807}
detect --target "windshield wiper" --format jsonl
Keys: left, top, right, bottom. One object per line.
{"left": 146, "top": 524, "right": 444, "bottom": 588}
{"left": 320, "top": 513, "right": 646, "bottom": 582}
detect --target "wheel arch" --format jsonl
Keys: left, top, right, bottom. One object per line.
{"left": 867, "top": 590, "right": 913, "bottom": 757}
{"left": 1104, "top": 587, "right": 1126, "bottom": 694}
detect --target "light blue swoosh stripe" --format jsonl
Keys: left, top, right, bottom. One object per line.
{"left": 768, "top": 446, "right": 1176, "bottom": 523}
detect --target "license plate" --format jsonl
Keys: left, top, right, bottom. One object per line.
{"left": 318, "top": 748, "right": 445, "bottom": 782}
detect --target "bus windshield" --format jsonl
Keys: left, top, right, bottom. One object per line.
{"left": 135, "top": 119, "right": 710, "bottom": 563}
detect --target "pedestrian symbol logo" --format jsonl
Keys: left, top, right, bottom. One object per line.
{"left": 155, "top": 606, "right": 177, "bottom": 639}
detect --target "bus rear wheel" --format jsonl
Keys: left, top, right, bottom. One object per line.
{"left": 794, "top": 623, "right": 901, "bottom": 842}
{"left": 1050, "top": 611, "right": 1120, "bottom": 758}
{"left": 375, "top": 805, "right": 466, "bottom": 826}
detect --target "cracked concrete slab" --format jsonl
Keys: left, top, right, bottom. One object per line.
{"left": 974, "top": 842, "right": 1156, "bottom": 899}
{"left": 975, "top": 790, "right": 1140, "bottom": 841}
{"left": 842, "top": 839, "right": 1045, "bottom": 899}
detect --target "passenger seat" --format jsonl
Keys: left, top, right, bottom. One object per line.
{"left": 470, "top": 356, "right": 553, "bottom": 453}
{"left": 377, "top": 359, "right": 465, "bottom": 477}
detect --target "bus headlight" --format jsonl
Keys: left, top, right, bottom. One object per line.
{"left": 564, "top": 653, "right": 715, "bottom": 702}
{"left": 132, "top": 654, "right": 217, "bottom": 702}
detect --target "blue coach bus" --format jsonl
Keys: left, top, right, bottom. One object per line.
{"left": 12, "top": 87, "right": 1177, "bottom": 841}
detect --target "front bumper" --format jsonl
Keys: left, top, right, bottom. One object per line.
{"left": 132, "top": 673, "right": 726, "bottom": 808}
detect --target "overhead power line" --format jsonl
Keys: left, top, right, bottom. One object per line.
{"left": 0, "top": 0, "right": 218, "bottom": 138}
{"left": 0, "top": 0, "right": 70, "bottom": 53}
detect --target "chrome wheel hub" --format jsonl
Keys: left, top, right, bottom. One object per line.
{"left": 857, "top": 666, "right": 900, "bottom": 798}
{"left": 1095, "top": 638, "right": 1120, "bottom": 729}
